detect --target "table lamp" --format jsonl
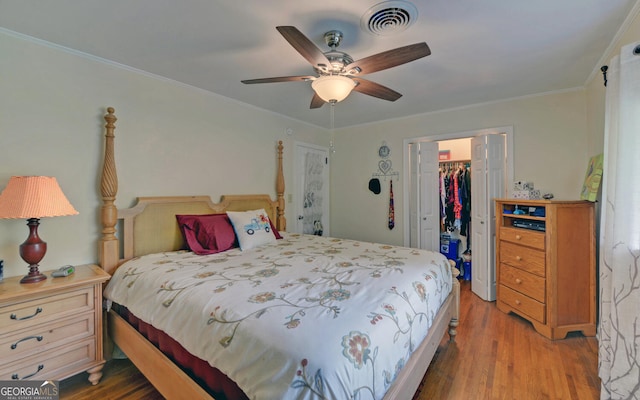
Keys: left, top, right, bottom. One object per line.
{"left": 0, "top": 176, "right": 78, "bottom": 283}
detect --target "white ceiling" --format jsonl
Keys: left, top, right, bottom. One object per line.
{"left": 1, "top": 0, "right": 637, "bottom": 129}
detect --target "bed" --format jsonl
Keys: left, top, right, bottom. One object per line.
{"left": 97, "top": 107, "right": 460, "bottom": 399}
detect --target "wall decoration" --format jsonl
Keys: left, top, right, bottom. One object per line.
{"left": 371, "top": 141, "right": 399, "bottom": 181}
{"left": 378, "top": 143, "right": 390, "bottom": 158}
{"left": 580, "top": 153, "right": 603, "bottom": 202}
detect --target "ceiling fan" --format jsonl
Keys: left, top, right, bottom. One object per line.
{"left": 241, "top": 26, "right": 431, "bottom": 108}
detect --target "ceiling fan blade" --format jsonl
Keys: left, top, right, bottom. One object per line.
{"left": 352, "top": 78, "right": 402, "bottom": 101}
{"left": 310, "top": 93, "right": 325, "bottom": 109}
{"left": 241, "top": 75, "right": 315, "bottom": 84}
{"left": 276, "top": 26, "right": 332, "bottom": 70}
{"left": 346, "top": 43, "right": 431, "bottom": 75}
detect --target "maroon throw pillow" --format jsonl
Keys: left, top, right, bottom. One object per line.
{"left": 176, "top": 214, "right": 238, "bottom": 255}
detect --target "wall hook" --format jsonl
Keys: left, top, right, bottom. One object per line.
{"left": 601, "top": 65, "right": 608, "bottom": 87}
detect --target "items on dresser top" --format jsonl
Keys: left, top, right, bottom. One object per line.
{"left": 0, "top": 265, "right": 109, "bottom": 383}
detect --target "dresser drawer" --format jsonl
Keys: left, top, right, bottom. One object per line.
{"left": 0, "top": 313, "right": 94, "bottom": 364}
{"left": 0, "top": 337, "right": 96, "bottom": 381}
{"left": 499, "top": 241, "right": 546, "bottom": 276}
{"left": 0, "top": 287, "right": 94, "bottom": 332}
{"left": 500, "top": 226, "right": 545, "bottom": 250}
{"left": 499, "top": 263, "right": 545, "bottom": 302}
{"left": 500, "top": 285, "right": 545, "bottom": 324}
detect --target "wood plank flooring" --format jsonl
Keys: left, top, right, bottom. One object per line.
{"left": 60, "top": 281, "right": 600, "bottom": 399}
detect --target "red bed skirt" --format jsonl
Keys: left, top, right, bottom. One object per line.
{"left": 114, "top": 305, "right": 249, "bottom": 400}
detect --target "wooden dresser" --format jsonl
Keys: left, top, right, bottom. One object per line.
{"left": 0, "top": 264, "right": 110, "bottom": 383}
{"left": 495, "top": 199, "right": 596, "bottom": 340}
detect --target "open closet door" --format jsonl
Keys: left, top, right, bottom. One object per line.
{"left": 418, "top": 141, "right": 440, "bottom": 252}
{"left": 470, "top": 134, "right": 506, "bottom": 301}
{"left": 409, "top": 143, "right": 420, "bottom": 248}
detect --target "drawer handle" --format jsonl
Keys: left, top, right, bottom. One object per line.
{"left": 12, "top": 364, "right": 44, "bottom": 380}
{"left": 515, "top": 256, "right": 522, "bottom": 261}
{"left": 11, "top": 335, "right": 44, "bottom": 350}
{"left": 10, "top": 307, "right": 43, "bottom": 321}
{"left": 515, "top": 278, "right": 522, "bottom": 284}
{"left": 515, "top": 234, "right": 522, "bottom": 240}
{"left": 515, "top": 300, "right": 521, "bottom": 305}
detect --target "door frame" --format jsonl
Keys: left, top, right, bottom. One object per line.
{"left": 402, "top": 126, "right": 514, "bottom": 247}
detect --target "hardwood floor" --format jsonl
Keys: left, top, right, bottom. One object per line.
{"left": 60, "top": 281, "right": 600, "bottom": 399}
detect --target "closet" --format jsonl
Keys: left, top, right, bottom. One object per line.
{"left": 438, "top": 139, "right": 472, "bottom": 280}
{"left": 408, "top": 131, "right": 508, "bottom": 302}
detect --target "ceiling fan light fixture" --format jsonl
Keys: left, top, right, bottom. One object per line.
{"left": 311, "top": 75, "right": 356, "bottom": 103}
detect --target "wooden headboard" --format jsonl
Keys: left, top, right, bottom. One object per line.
{"left": 98, "top": 107, "right": 286, "bottom": 275}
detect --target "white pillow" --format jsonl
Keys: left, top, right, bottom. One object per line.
{"left": 226, "top": 209, "right": 277, "bottom": 251}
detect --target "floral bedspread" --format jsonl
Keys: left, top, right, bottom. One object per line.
{"left": 104, "top": 233, "right": 453, "bottom": 400}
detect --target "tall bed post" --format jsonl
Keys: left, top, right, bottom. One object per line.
{"left": 99, "top": 107, "right": 119, "bottom": 275}
{"left": 276, "top": 140, "right": 286, "bottom": 231}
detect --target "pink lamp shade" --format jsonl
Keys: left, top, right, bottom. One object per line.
{"left": 0, "top": 176, "right": 78, "bottom": 283}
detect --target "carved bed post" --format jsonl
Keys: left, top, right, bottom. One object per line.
{"left": 276, "top": 140, "right": 286, "bottom": 231}
{"left": 99, "top": 107, "right": 119, "bottom": 274}
{"left": 447, "top": 260, "right": 460, "bottom": 341}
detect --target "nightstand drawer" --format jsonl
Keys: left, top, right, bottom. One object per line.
{"left": 0, "top": 287, "right": 94, "bottom": 332}
{"left": 499, "top": 263, "right": 545, "bottom": 302}
{"left": 0, "top": 337, "right": 96, "bottom": 381}
{"left": 500, "top": 284, "right": 545, "bottom": 324}
{"left": 500, "top": 226, "right": 545, "bottom": 250}
{"left": 0, "top": 313, "right": 94, "bottom": 364}
{"left": 499, "top": 241, "right": 545, "bottom": 276}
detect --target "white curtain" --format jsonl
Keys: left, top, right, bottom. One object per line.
{"left": 302, "top": 152, "right": 324, "bottom": 235}
{"left": 598, "top": 41, "right": 640, "bottom": 400}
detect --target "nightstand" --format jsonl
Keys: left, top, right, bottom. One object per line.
{"left": 0, "top": 264, "right": 110, "bottom": 384}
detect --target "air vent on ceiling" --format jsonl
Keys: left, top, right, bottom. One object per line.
{"left": 361, "top": 1, "right": 418, "bottom": 36}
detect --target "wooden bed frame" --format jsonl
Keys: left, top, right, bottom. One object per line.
{"left": 97, "top": 107, "right": 460, "bottom": 399}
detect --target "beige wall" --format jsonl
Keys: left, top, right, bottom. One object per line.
{"left": 586, "top": 5, "right": 640, "bottom": 157}
{"left": 583, "top": 5, "right": 640, "bottom": 235}
{"left": 329, "top": 4, "right": 640, "bottom": 247}
{"left": 0, "top": 31, "right": 327, "bottom": 278}
{"left": 2, "top": 6, "right": 638, "bottom": 278}
{"left": 330, "top": 89, "right": 589, "bottom": 246}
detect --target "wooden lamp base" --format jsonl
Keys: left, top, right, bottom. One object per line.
{"left": 19, "top": 218, "right": 47, "bottom": 284}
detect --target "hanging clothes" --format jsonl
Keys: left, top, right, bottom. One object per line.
{"left": 453, "top": 168, "right": 462, "bottom": 230}
{"left": 460, "top": 164, "right": 471, "bottom": 238}
{"left": 439, "top": 161, "right": 471, "bottom": 234}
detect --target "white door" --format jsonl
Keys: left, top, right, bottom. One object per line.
{"left": 418, "top": 142, "right": 440, "bottom": 252}
{"left": 409, "top": 143, "right": 420, "bottom": 248}
{"left": 470, "top": 134, "right": 506, "bottom": 301}
{"left": 294, "top": 143, "right": 330, "bottom": 235}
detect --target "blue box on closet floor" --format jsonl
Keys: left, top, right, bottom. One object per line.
{"left": 440, "top": 235, "right": 460, "bottom": 261}
{"left": 462, "top": 261, "right": 472, "bottom": 280}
